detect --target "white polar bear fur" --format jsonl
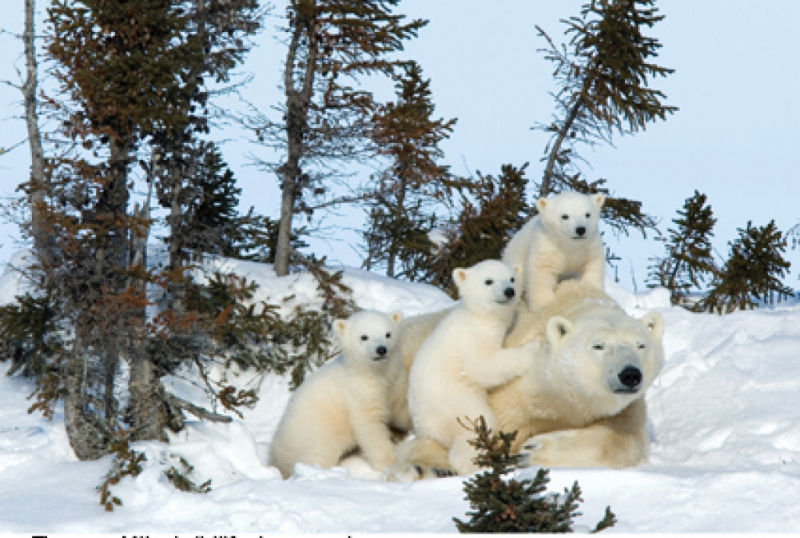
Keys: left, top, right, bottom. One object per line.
{"left": 502, "top": 191, "right": 606, "bottom": 310}
{"left": 407, "top": 259, "right": 535, "bottom": 475}
{"left": 495, "top": 281, "right": 664, "bottom": 468}
{"left": 386, "top": 309, "right": 447, "bottom": 433}
{"left": 393, "top": 280, "right": 664, "bottom": 478}
{"left": 268, "top": 309, "right": 403, "bottom": 478}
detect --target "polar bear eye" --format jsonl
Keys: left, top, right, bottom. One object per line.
{"left": 585, "top": 212, "right": 591, "bottom": 218}
{"left": 386, "top": 332, "right": 392, "bottom": 339}
{"left": 561, "top": 214, "right": 569, "bottom": 221}
{"left": 485, "top": 279, "right": 494, "bottom": 286}
{"left": 360, "top": 335, "right": 369, "bottom": 341}
{"left": 510, "top": 277, "right": 515, "bottom": 283}
{"left": 592, "top": 343, "right": 605, "bottom": 351}
{"left": 637, "top": 343, "right": 647, "bottom": 350}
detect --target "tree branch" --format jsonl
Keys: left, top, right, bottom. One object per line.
{"left": 165, "top": 393, "right": 233, "bottom": 423}
{"left": 300, "top": 193, "right": 370, "bottom": 212}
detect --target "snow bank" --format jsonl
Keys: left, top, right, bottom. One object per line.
{"left": 2, "top": 257, "right": 800, "bottom": 532}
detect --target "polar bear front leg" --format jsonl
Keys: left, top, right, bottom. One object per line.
{"left": 463, "top": 343, "right": 538, "bottom": 390}
{"left": 449, "top": 430, "right": 484, "bottom": 475}
{"left": 519, "top": 400, "right": 649, "bottom": 468}
{"left": 579, "top": 250, "right": 606, "bottom": 290}
{"left": 520, "top": 429, "right": 606, "bottom": 467}
{"left": 527, "top": 256, "right": 560, "bottom": 310}
{"left": 350, "top": 414, "right": 397, "bottom": 471}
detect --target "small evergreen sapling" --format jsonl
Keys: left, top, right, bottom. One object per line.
{"left": 453, "top": 417, "right": 616, "bottom": 533}
{"left": 648, "top": 190, "right": 717, "bottom": 308}
{"left": 0, "top": 289, "right": 66, "bottom": 420}
{"left": 97, "top": 430, "right": 146, "bottom": 512}
{"left": 702, "top": 220, "right": 794, "bottom": 314}
{"left": 164, "top": 455, "right": 212, "bottom": 494}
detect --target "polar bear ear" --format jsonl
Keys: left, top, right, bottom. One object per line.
{"left": 333, "top": 319, "right": 348, "bottom": 338}
{"left": 545, "top": 316, "right": 573, "bottom": 347}
{"left": 512, "top": 264, "right": 522, "bottom": 276}
{"left": 536, "top": 198, "right": 548, "bottom": 213}
{"left": 452, "top": 267, "right": 468, "bottom": 287}
{"left": 640, "top": 312, "right": 663, "bottom": 340}
{"left": 390, "top": 311, "right": 403, "bottom": 325}
{"left": 593, "top": 193, "right": 606, "bottom": 209}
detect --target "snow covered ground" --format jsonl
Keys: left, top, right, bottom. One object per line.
{"left": 1, "top": 256, "right": 800, "bottom": 533}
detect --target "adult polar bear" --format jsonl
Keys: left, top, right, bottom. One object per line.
{"left": 392, "top": 280, "right": 664, "bottom": 477}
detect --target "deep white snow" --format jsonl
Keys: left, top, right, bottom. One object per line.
{"left": 1, "top": 256, "right": 800, "bottom": 533}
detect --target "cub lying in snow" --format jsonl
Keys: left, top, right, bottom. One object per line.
{"left": 269, "top": 309, "right": 403, "bottom": 478}
{"left": 502, "top": 191, "right": 606, "bottom": 310}
{"left": 407, "top": 259, "right": 536, "bottom": 475}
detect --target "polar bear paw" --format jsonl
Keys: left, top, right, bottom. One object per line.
{"left": 385, "top": 462, "right": 424, "bottom": 482}
{"left": 385, "top": 462, "right": 457, "bottom": 482}
{"left": 519, "top": 430, "right": 577, "bottom": 466}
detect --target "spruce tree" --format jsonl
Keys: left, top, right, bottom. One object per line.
{"left": 156, "top": 140, "right": 267, "bottom": 262}
{"left": 536, "top": 0, "right": 677, "bottom": 237}
{"left": 453, "top": 417, "right": 616, "bottom": 533}
{"left": 364, "top": 61, "right": 456, "bottom": 281}
{"left": 149, "top": 0, "right": 261, "bottom": 268}
{"left": 45, "top": 0, "right": 212, "bottom": 458}
{"left": 648, "top": 190, "right": 717, "bottom": 308}
{"left": 701, "top": 220, "right": 794, "bottom": 314}
{"left": 250, "top": 0, "right": 427, "bottom": 276}
{"left": 40, "top": 0, "right": 262, "bottom": 457}
{"left": 428, "top": 164, "right": 530, "bottom": 296}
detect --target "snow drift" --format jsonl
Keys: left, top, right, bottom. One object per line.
{"left": 1, "top": 256, "right": 800, "bottom": 533}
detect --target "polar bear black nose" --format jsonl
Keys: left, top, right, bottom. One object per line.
{"left": 576, "top": 226, "right": 586, "bottom": 236}
{"left": 376, "top": 345, "right": 387, "bottom": 357}
{"left": 618, "top": 366, "right": 642, "bottom": 389}
{"left": 504, "top": 287, "right": 515, "bottom": 299}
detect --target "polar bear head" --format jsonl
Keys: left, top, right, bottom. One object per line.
{"left": 333, "top": 310, "right": 403, "bottom": 369}
{"left": 536, "top": 191, "right": 605, "bottom": 243}
{"left": 453, "top": 259, "right": 521, "bottom": 315}
{"left": 543, "top": 309, "right": 664, "bottom": 415}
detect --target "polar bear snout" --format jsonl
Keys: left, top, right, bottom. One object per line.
{"left": 575, "top": 226, "right": 586, "bottom": 237}
{"left": 616, "top": 365, "right": 643, "bottom": 392}
{"left": 604, "top": 345, "right": 645, "bottom": 394}
{"left": 373, "top": 345, "right": 388, "bottom": 360}
{"left": 503, "top": 287, "right": 515, "bottom": 299}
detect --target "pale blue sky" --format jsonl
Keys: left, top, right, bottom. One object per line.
{"left": 2, "top": 1, "right": 799, "bottom": 290}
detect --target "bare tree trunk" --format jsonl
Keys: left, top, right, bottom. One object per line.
{"left": 386, "top": 174, "right": 407, "bottom": 279}
{"left": 274, "top": 18, "right": 318, "bottom": 276}
{"left": 63, "top": 338, "right": 111, "bottom": 461}
{"left": 274, "top": 167, "right": 295, "bottom": 276}
{"left": 22, "top": 0, "right": 53, "bottom": 267}
{"left": 540, "top": 93, "right": 584, "bottom": 198}
{"left": 107, "top": 142, "right": 169, "bottom": 442}
{"left": 128, "top": 348, "right": 169, "bottom": 442}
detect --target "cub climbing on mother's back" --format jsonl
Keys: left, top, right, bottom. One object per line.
{"left": 407, "top": 259, "right": 536, "bottom": 476}
{"left": 502, "top": 191, "right": 605, "bottom": 310}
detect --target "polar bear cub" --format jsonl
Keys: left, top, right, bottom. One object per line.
{"left": 502, "top": 191, "right": 605, "bottom": 310}
{"left": 408, "top": 259, "right": 535, "bottom": 475}
{"left": 269, "top": 309, "right": 403, "bottom": 478}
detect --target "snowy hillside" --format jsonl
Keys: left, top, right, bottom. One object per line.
{"left": 1, "top": 256, "right": 800, "bottom": 533}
